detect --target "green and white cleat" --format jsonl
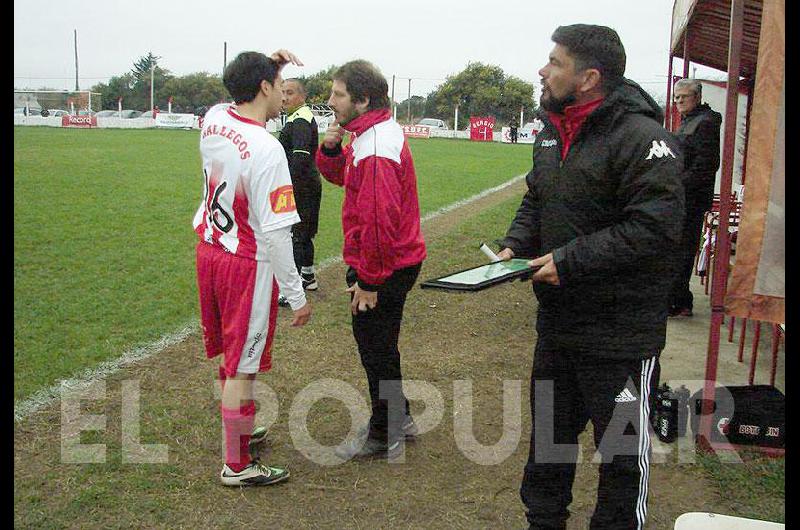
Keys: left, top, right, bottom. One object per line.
{"left": 220, "top": 460, "right": 290, "bottom": 487}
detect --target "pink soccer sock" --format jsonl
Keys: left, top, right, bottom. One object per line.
{"left": 221, "top": 400, "right": 256, "bottom": 472}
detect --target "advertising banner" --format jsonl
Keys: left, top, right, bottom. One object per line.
{"left": 155, "top": 113, "right": 196, "bottom": 129}
{"left": 402, "top": 125, "right": 431, "bottom": 138}
{"left": 500, "top": 118, "right": 545, "bottom": 144}
{"left": 469, "top": 116, "right": 495, "bottom": 141}
{"left": 61, "top": 115, "right": 97, "bottom": 128}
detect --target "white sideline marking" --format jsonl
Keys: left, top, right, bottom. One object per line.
{"left": 14, "top": 323, "right": 197, "bottom": 422}
{"left": 14, "top": 173, "right": 527, "bottom": 422}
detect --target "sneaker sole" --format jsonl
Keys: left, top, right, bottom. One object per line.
{"left": 303, "top": 283, "right": 318, "bottom": 291}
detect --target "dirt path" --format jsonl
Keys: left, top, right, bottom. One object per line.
{"left": 14, "top": 177, "right": 756, "bottom": 529}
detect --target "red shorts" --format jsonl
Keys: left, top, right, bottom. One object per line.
{"left": 195, "top": 242, "right": 279, "bottom": 377}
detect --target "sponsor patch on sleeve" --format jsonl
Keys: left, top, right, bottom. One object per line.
{"left": 270, "top": 185, "right": 297, "bottom": 214}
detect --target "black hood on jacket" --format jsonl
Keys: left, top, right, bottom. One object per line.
{"left": 591, "top": 78, "right": 664, "bottom": 127}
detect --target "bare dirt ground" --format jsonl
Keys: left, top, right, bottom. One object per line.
{"left": 14, "top": 179, "right": 784, "bottom": 529}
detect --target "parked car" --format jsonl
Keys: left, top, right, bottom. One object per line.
{"left": 14, "top": 107, "right": 43, "bottom": 116}
{"left": 136, "top": 110, "right": 158, "bottom": 119}
{"left": 95, "top": 109, "right": 142, "bottom": 119}
{"left": 416, "top": 118, "right": 448, "bottom": 130}
{"left": 45, "top": 109, "right": 70, "bottom": 117}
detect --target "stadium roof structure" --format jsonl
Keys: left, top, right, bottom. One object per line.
{"left": 669, "top": 0, "right": 763, "bottom": 78}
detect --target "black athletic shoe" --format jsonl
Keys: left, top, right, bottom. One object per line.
{"left": 277, "top": 295, "right": 290, "bottom": 308}
{"left": 301, "top": 273, "right": 318, "bottom": 291}
{"left": 668, "top": 306, "right": 693, "bottom": 318}
{"left": 355, "top": 415, "right": 419, "bottom": 441}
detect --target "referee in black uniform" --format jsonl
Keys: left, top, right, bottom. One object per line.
{"left": 278, "top": 78, "right": 322, "bottom": 304}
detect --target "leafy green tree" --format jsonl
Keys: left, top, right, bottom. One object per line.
{"left": 427, "top": 62, "right": 535, "bottom": 129}
{"left": 91, "top": 73, "right": 135, "bottom": 110}
{"left": 91, "top": 53, "right": 174, "bottom": 110}
{"left": 394, "top": 95, "right": 427, "bottom": 124}
{"left": 296, "top": 65, "right": 339, "bottom": 104}
{"left": 159, "top": 72, "right": 229, "bottom": 112}
{"left": 131, "top": 52, "right": 162, "bottom": 82}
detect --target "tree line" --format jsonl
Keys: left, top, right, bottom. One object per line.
{"left": 89, "top": 53, "right": 537, "bottom": 125}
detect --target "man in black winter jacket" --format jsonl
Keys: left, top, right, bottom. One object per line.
{"left": 669, "top": 78, "right": 722, "bottom": 316}
{"left": 496, "top": 24, "right": 684, "bottom": 530}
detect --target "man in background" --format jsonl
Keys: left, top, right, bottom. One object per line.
{"left": 669, "top": 77, "right": 722, "bottom": 317}
{"left": 277, "top": 79, "right": 323, "bottom": 306}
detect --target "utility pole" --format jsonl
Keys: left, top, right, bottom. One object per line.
{"left": 407, "top": 78, "right": 411, "bottom": 124}
{"left": 150, "top": 64, "right": 155, "bottom": 112}
{"left": 391, "top": 75, "right": 395, "bottom": 119}
{"left": 223, "top": 42, "right": 227, "bottom": 76}
{"left": 74, "top": 29, "right": 79, "bottom": 91}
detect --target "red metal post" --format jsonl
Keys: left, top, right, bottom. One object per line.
{"left": 739, "top": 77, "right": 755, "bottom": 188}
{"left": 728, "top": 316, "right": 736, "bottom": 343}
{"left": 683, "top": 29, "right": 691, "bottom": 78}
{"left": 665, "top": 12, "right": 675, "bottom": 131}
{"left": 698, "top": 0, "right": 745, "bottom": 453}
{"left": 666, "top": 53, "right": 674, "bottom": 130}
{"left": 748, "top": 321, "right": 762, "bottom": 385}
{"left": 738, "top": 317, "right": 748, "bottom": 362}
{"left": 770, "top": 324, "right": 781, "bottom": 386}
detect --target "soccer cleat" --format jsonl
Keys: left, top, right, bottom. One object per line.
{"left": 301, "top": 273, "right": 318, "bottom": 291}
{"left": 277, "top": 295, "right": 290, "bottom": 308}
{"left": 250, "top": 426, "right": 268, "bottom": 445}
{"left": 220, "top": 460, "right": 290, "bottom": 487}
{"left": 249, "top": 426, "right": 269, "bottom": 459}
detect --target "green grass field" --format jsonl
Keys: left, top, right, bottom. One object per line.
{"left": 13, "top": 126, "right": 531, "bottom": 402}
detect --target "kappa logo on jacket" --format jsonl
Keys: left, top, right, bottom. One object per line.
{"left": 540, "top": 139, "right": 557, "bottom": 148}
{"left": 645, "top": 140, "right": 676, "bottom": 160}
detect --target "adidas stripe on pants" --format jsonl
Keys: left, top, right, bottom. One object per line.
{"left": 520, "top": 338, "right": 660, "bottom": 530}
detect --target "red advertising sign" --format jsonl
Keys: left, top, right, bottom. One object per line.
{"left": 469, "top": 116, "right": 495, "bottom": 142}
{"left": 61, "top": 115, "right": 97, "bottom": 128}
{"left": 402, "top": 125, "right": 431, "bottom": 138}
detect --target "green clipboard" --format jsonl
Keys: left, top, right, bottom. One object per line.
{"left": 419, "top": 258, "right": 539, "bottom": 291}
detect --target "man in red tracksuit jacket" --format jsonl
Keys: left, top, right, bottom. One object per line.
{"left": 315, "top": 59, "right": 427, "bottom": 460}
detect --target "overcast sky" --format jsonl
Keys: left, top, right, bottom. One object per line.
{"left": 14, "top": 0, "right": 725, "bottom": 101}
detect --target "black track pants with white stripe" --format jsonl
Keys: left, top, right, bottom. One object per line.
{"left": 521, "top": 338, "right": 660, "bottom": 530}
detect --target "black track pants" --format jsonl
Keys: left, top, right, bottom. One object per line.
{"left": 521, "top": 338, "right": 660, "bottom": 530}
{"left": 347, "top": 264, "right": 421, "bottom": 443}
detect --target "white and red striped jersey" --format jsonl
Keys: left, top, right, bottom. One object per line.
{"left": 193, "top": 103, "right": 300, "bottom": 261}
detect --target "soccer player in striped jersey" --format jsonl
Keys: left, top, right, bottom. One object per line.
{"left": 193, "top": 49, "right": 312, "bottom": 487}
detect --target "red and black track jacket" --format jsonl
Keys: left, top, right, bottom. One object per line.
{"left": 316, "top": 108, "right": 426, "bottom": 290}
